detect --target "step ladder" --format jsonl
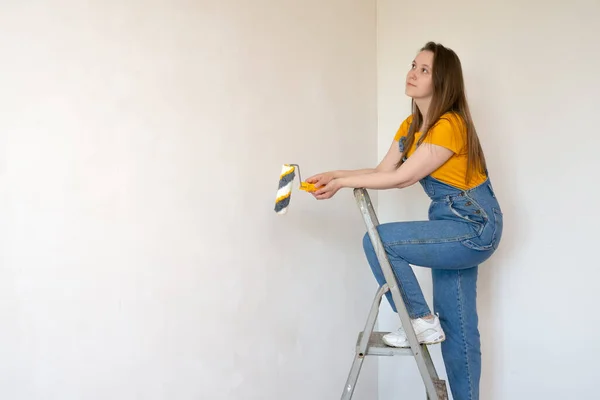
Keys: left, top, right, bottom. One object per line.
{"left": 341, "top": 188, "right": 449, "bottom": 400}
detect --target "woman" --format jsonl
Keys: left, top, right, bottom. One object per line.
{"left": 306, "top": 41, "right": 503, "bottom": 400}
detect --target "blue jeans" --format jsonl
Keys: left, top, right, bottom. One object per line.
{"left": 362, "top": 175, "right": 503, "bottom": 400}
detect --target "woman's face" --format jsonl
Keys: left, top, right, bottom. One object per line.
{"left": 405, "top": 50, "right": 434, "bottom": 100}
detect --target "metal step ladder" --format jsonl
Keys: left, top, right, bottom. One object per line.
{"left": 341, "top": 188, "right": 449, "bottom": 400}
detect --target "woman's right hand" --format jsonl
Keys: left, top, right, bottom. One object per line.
{"left": 305, "top": 171, "right": 337, "bottom": 189}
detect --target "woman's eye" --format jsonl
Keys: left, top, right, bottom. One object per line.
{"left": 422, "top": 68, "right": 428, "bottom": 73}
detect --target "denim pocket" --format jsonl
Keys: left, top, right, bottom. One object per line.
{"left": 448, "top": 195, "right": 487, "bottom": 229}
{"left": 461, "top": 207, "right": 503, "bottom": 251}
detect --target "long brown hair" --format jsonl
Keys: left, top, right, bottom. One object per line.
{"left": 397, "top": 42, "right": 487, "bottom": 185}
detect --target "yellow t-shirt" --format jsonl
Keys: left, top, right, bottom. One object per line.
{"left": 393, "top": 113, "right": 487, "bottom": 190}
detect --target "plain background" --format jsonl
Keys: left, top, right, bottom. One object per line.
{"left": 0, "top": 1, "right": 598, "bottom": 399}
{"left": 0, "top": 1, "right": 378, "bottom": 399}
{"left": 376, "top": 0, "right": 600, "bottom": 399}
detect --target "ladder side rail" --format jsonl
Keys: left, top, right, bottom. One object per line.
{"left": 353, "top": 188, "right": 445, "bottom": 400}
{"left": 340, "top": 284, "right": 388, "bottom": 400}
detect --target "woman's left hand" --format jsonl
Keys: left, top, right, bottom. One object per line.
{"left": 313, "top": 178, "right": 343, "bottom": 200}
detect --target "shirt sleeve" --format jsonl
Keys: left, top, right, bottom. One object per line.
{"left": 421, "top": 114, "right": 465, "bottom": 154}
{"left": 393, "top": 115, "right": 412, "bottom": 141}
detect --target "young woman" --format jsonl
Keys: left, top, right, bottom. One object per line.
{"left": 306, "top": 42, "right": 503, "bottom": 400}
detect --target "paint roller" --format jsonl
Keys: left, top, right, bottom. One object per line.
{"left": 274, "top": 164, "right": 318, "bottom": 214}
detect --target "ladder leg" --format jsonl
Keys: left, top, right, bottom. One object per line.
{"left": 353, "top": 188, "right": 449, "bottom": 400}
{"left": 341, "top": 284, "right": 388, "bottom": 400}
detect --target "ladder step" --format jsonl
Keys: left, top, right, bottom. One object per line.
{"left": 356, "top": 331, "right": 414, "bottom": 357}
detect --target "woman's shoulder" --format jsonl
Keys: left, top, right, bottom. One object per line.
{"left": 402, "top": 112, "right": 464, "bottom": 130}
{"left": 435, "top": 112, "right": 465, "bottom": 128}
{"left": 396, "top": 112, "right": 465, "bottom": 140}
{"left": 429, "top": 112, "right": 467, "bottom": 142}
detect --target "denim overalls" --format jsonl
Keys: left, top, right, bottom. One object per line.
{"left": 362, "top": 173, "right": 503, "bottom": 400}
{"left": 422, "top": 174, "right": 503, "bottom": 252}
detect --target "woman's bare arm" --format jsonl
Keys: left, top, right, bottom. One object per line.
{"left": 338, "top": 143, "right": 453, "bottom": 189}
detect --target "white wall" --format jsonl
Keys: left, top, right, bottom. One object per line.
{"left": 0, "top": 1, "right": 379, "bottom": 399}
{"left": 376, "top": 1, "right": 600, "bottom": 399}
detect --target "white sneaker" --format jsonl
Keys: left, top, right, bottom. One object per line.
{"left": 382, "top": 315, "right": 445, "bottom": 348}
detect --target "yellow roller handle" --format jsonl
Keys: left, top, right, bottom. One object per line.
{"left": 299, "top": 181, "right": 319, "bottom": 192}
